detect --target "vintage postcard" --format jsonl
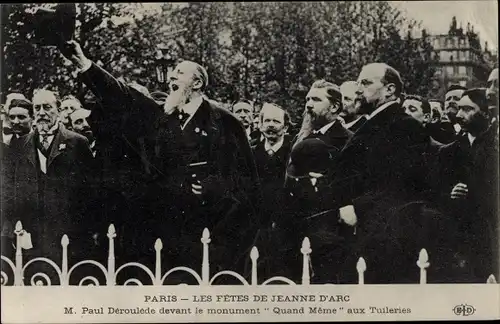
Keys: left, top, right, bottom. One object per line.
{"left": 1, "top": 1, "right": 499, "bottom": 323}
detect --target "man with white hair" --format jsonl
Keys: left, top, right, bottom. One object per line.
{"left": 59, "top": 40, "right": 261, "bottom": 283}
{"left": 2, "top": 88, "right": 93, "bottom": 272}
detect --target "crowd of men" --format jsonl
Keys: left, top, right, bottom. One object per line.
{"left": 1, "top": 39, "right": 498, "bottom": 285}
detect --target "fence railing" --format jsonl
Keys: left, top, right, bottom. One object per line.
{"left": 1, "top": 221, "right": 497, "bottom": 286}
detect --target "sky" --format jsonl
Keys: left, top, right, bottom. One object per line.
{"left": 122, "top": 2, "right": 499, "bottom": 51}
{"left": 390, "top": 0, "right": 498, "bottom": 50}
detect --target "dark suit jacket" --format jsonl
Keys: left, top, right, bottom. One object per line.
{"left": 252, "top": 137, "right": 291, "bottom": 223}
{"left": 328, "top": 102, "right": 454, "bottom": 283}
{"left": 435, "top": 127, "right": 499, "bottom": 282}
{"left": 79, "top": 63, "right": 261, "bottom": 279}
{"left": 2, "top": 125, "right": 93, "bottom": 261}
{"left": 345, "top": 115, "right": 368, "bottom": 133}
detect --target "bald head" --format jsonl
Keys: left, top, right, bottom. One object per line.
{"left": 356, "top": 63, "right": 402, "bottom": 108}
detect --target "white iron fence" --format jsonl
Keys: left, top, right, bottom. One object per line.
{"left": 1, "top": 221, "right": 497, "bottom": 286}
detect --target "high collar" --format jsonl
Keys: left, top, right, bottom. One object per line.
{"left": 264, "top": 136, "right": 285, "bottom": 153}
{"left": 367, "top": 99, "right": 400, "bottom": 120}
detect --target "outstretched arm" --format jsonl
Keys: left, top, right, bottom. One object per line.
{"left": 59, "top": 41, "right": 159, "bottom": 115}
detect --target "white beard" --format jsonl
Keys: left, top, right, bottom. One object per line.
{"left": 164, "top": 86, "right": 192, "bottom": 114}
{"left": 35, "top": 119, "right": 56, "bottom": 133}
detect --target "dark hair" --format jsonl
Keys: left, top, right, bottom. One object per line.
{"left": 429, "top": 98, "right": 443, "bottom": 105}
{"left": 404, "top": 94, "right": 431, "bottom": 114}
{"left": 8, "top": 98, "right": 33, "bottom": 116}
{"left": 446, "top": 84, "right": 467, "bottom": 93}
{"left": 310, "top": 79, "right": 342, "bottom": 105}
{"left": 462, "top": 88, "right": 488, "bottom": 112}
{"left": 382, "top": 64, "right": 403, "bottom": 96}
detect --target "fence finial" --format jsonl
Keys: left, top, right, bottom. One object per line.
{"left": 250, "top": 247, "right": 259, "bottom": 286}
{"left": 14, "top": 221, "right": 23, "bottom": 286}
{"left": 301, "top": 237, "right": 312, "bottom": 285}
{"left": 155, "top": 239, "right": 163, "bottom": 285}
{"left": 61, "top": 235, "right": 69, "bottom": 247}
{"left": 107, "top": 224, "right": 116, "bottom": 238}
{"left": 61, "top": 235, "right": 69, "bottom": 286}
{"left": 107, "top": 224, "right": 116, "bottom": 286}
{"left": 417, "top": 248, "right": 430, "bottom": 284}
{"left": 201, "top": 228, "right": 211, "bottom": 285}
{"left": 356, "top": 257, "right": 366, "bottom": 285}
{"left": 486, "top": 274, "right": 497, "bottom": 284}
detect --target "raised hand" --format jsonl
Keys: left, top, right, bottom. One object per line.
{"left": 59, "top": 40, "right": 91, "bottom": 70}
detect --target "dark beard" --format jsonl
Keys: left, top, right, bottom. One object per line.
{"left": 356, "top": 97, "right": 375, "bottom": 115}
{"left": 460, "top": 112, "right": 489, "bottom": 135}
{"left": 310, "top": 114, "right": 330, "bottom": 130}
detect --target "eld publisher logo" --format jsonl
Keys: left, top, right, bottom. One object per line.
{"left": 453, "top": 304, "right": 476, "bottom": 316}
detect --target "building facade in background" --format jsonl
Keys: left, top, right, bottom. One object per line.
{"left": 428, "top": 17, "right": 497, "bottom": 99}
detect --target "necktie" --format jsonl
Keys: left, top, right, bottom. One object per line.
{"left": 177, "top": 109, "right": 189, "bottom": 126}
{"left": 40, "top": 135, "right": 51, "bottom": 151}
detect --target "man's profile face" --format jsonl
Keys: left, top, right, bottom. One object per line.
{"left": 59, "top": 99, "right": 81, "bottom": 125}
{"left": 356, "top": 64, "right": 387, "bottom": 107}
{"left": 261, "top": 104, "right": 287, "bottom": 142}
{"left": 486, "top": 68, "right": 498, "bottom": 111}
{"left": 340, "top": 82, "right": 360, "bottom": 118}
{"left": 8, "top": 106, "right": 32, "bottom": 136}
{"left": 305, "top": 87, "right": 336, "bottom": 121}
{"left": 403, "top": 99, "right": 428, "bottom": 125}
{"left": 444, "top": 89, "right": 465, "bottom": 122}
{"left": 456, "top": 95, "right": 487, "bottom": 133}
{"left": 169, "top": 61, "right": 200, "bottom": 95}
{"left": 70, "top": 109, "right": 93, "bottom": 141}
{"left": 233, "top": 102, "right": 254, "bottom": 129}
{"left": 33, "top": 92, "right": 59, "bottom": 132}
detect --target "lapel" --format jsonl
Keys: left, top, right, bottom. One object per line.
{"left": 23, "top": 132, "right": 38, "bottom": 167}
{"left": 194, "top": 99, "right": 222, "bottom": 158}
{"left": 47, "top": 126, "right": 67, "bottom": 169}
{"left": 340, "top": 103, "right": 399, "bottom": 155}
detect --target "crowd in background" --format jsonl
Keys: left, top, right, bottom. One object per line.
{"left": 0, "top": 39, "right": 498, "bottom": 285}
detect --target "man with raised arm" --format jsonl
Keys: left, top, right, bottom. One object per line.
{"left": 59, "top": 41, "right": 261, "bottom": 284}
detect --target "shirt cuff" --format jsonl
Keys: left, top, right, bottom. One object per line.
{"left": 339, "top": 204, "right": 357, "bottom": 226}
{"left": 78, "top": 59, "right": 92, "bottom": 74}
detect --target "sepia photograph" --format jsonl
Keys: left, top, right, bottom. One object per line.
{"left": 0, "top": 1, "right": 499, "bottom": 322}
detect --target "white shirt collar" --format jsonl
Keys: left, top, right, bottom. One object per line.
{"left": 467, "top": 133, "right": 476, "bottom": 146}
{"left": 245, "top": 127, "right": 252, "bottom": 137}
{"left": 367, "top": 99, "right": 399, "bottom": 120}
{"left": 454, "top": 123, "right": 462, "bottom": 134}
{"left": 343, "top": 115, "right": 366, "bottom": 129}
{"left": 264, "top": 136, "right": 284, "bottom": 153}
{"left": 3, "top": 133, "right": 13, "bottom": 145}
{"left": 316, "top": 120, "right": 337, "bottom": 135}
{"left": 179, "top": 95, "right": 203, "bottom": 129}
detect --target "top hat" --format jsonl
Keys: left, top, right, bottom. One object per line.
{"left": 27, "top": 4, "right": 76, "bottom": 46}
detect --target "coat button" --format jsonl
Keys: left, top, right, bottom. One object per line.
{"left": 195, "top": 127, "right": 200, "bottom": 133}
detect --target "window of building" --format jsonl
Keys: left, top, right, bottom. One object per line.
{"left": 459, "top": 80, "right": 467, "bottom": 87}
{"left": 459, "top": 66, "right": 466, "bottom": 74}
{"left": 446, "top": 66, "right": 454, "bottom": 75}
{"left": 456, "top": 51, "right": 461, "bottom": 60}
{"left": 440, "top": 51, "right": 452, "bottom": 61}
{"left": 453, "top": 66, "right": 459, "bottom": 74}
